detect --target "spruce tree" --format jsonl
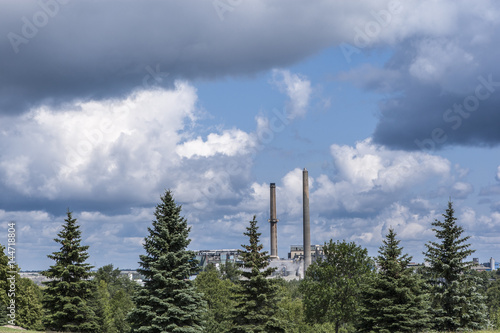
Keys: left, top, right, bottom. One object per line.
{"left": 128, "top": 190, "right": 206, "bottom": 333}
{"left": 424, "top": 201, "right": 487, "bottom": 331}
{"left": 359, "top": 228, "right": 430, "bottom": 332}
{"left": 42, "top": 211, "right": 98, "bottom": 332}
{"left": 229, "top": 216, "right": 286, "bottom": 333}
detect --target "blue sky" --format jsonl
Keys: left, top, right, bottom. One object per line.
{"left": 1, "top": 0, "right": 500, "bottom": 270}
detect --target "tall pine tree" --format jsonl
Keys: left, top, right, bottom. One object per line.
{"left": 359, "top": 228, "right": 430, "bottom": 332}
{"left": 229, "top": 216, "right": 286, "bottom": 333}
{"left": 424, "top": 201, "right": 486, "bottom": 331}
{"left": 128, "top": 190, "right": 206, "bottom": 333}
{"left": 42, "top": 211, "right": 98, "bottom": 332}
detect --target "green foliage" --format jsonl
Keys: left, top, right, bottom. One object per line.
{"left": 128, "top": 190, "right": 206, "bottom": 333}
{"left": 1, "top": 243, "right": 44, "bottom": 330}
{"left": 359, "top": 228, "right": 430, "bottom": 332}
{"left": 0, "top": 243, "right": 12, "bottom": 325}
{"left": 488, "top": 277, "right": 500, "bottom": 328}
{"left": 221, "top": 260, "right": 241, "bottom": 282}
{"left": 92, "top": 264, "right": 137, "bottom": 333}
{"left": 15, "top": 278, "right": 44, "bottom": 330}
{"left": 94, "top": 280, "right": 115, "bottom": 333}
{"left": 229, "top": 216, "right": 286, "bottom": 333}
{"left": 41, "top": 211, "right": 98, "bottom": 332}
{"left": 273, "top": 279, "right": 310, "bottom": 333}
{"left": 300, "top": 239, "right": 372, "bottom": 333}
{"left": 424, "top": 201, "right": 487, "bottom": 331}
{"left": 195, "top": 264, "right": 236, "bottom": 332}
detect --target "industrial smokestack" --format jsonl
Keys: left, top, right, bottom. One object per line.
{"left": 269, "top": 183, "right": 279, "bottom": 260}
{"left": 303, "top": 168, "right": 311, "bottom": 274}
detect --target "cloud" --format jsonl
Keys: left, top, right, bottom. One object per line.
{"left": 0, "top": 82, "right": 262, "bottom": 214}
{"left": 271, "top": 69, "right": 312, "bottom": 119}
{"left": 310, "top": 139, "right": 451, "bottom": 214}
{"left": 2, "top": 0, "right": 426, "bottom": 115}
{"left": 332, "top": 1, "right": 500, "bottom": 149}
{"left": 176, "top": 129, "right": 256, "bottom": 158}
{"left": 0, "top": 83, "right": 197, "bottom": 206}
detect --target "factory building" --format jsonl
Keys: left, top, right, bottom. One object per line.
{"left": 471, "top": 257, "right": 499, "bottom": 272}
{"left": 288, "top": 245, "right": 324, "bottom": 261}
{"left": 195, "top": 249, "right": 241, "bottom": 269}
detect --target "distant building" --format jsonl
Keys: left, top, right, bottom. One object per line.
{"left": 195, "top": 249, "right": 241, "bottom": 269}
{"left": 288, "top": 244, "right": 324, "bottom": 261}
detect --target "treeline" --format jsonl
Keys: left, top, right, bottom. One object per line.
{"left": 1, "top": 191, "right": 500, "bottom": 332}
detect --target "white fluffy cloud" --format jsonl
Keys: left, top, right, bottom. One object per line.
{"left": 0, "top": 83, "right": 198, "bottom": 201}
{"left": 271, "top": 69, "right": 312, "bottom": 119}
{"left": 311, "top": 139, "right": 451, "bottom": 213}
{"left": 176, "top": 129, "right": 256, "bottom": 158}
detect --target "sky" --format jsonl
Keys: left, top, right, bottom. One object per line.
{"left": 1, "top": 0, "right": 500, "bottom": 270}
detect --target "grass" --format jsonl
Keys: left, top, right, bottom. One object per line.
{"left": 1, "top": 327, "right": 493, "bottom": 332}
{"left": 0, "top": 328, "right": 42, "bottom": 332}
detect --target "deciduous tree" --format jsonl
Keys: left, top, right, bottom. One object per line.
{"left": 300, "top": 240, "right": 372, "bottom": 333}
{"left": 195, "top": 264, "right": 235, "bottom": 333}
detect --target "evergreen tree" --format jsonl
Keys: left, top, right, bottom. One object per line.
{"left": 424, "top": 201, "right": 487, "bottom": 331}
{"left": 229, "top": 216, "right": 286, "bottom": 333}
{"left": 221, "top": 260, "right": 241, "bottom": 282}
{"left": 42, "top": 210, "right": 98, "bottom": 332}
{"left": 300, "top": 240, "right": 372, "bottom": 333}
{"left": 128, "top": 190, "right": 206, "bottom": 333}
{"left": 359, "top": 228, "right": 430, "bottom": 332}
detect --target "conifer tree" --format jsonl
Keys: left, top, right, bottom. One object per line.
{"left": 128, "top": 190, "right": 206, "bottom": 333}
{"left": 42, "top": 211, "right": 98, "bottom": 332}
{"left": 359, "top": 228, "right": 430, "bottom": 332}
{"left": 229, "top": 216, "right": 286, "bottom": 333}
{"left": 424, "top": 201, "right": 486, "bottom": 331}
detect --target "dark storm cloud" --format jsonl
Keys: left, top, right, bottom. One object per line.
{"left": 0, "top": 0, "right": 361, "bottom": 114}
{"left": 368, "top": 27, "right": 500, "bottom": 149}
{"left": 373, "top": 82, "right": 500, "bottom": 151}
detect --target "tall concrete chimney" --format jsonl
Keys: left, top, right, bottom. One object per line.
{"left": 269, "top": 183, "right": 279, "bottom": 260}
{"left": 303, "top": 168, "right": 311, "bottom": 274}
